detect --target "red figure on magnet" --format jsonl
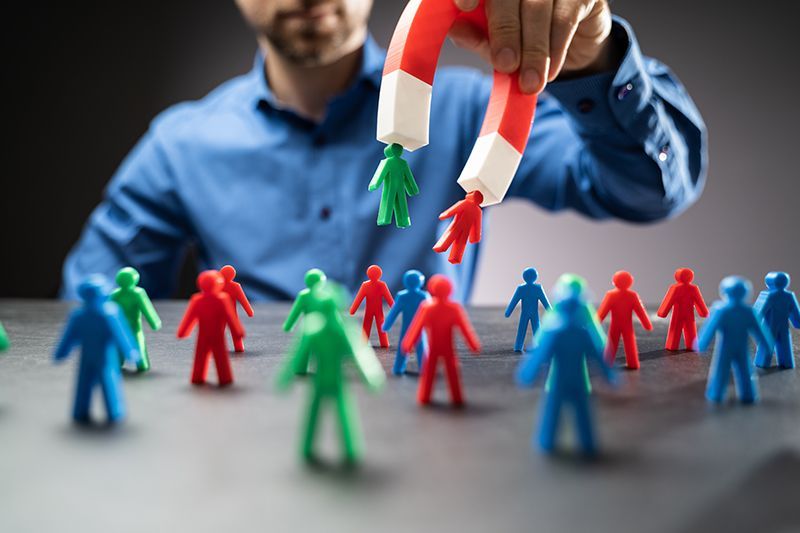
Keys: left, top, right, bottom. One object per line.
{"left": 350, "top": 265, "right": 395, "bottom": 348}
{"left": 220, "top": 264, "right": 254, "bottom": 353}
{"left": 402, "top": 274, "right": 481, "bottom": 406}
{"left": 433, "top": 190, "right": 483, "bottom": 265}
{"left": 177, "top": 270, "right": 244, "bottom": 386}
{"left": 597, "top": 271, "right": 653, "bottom": 369}
{"left": 657, "top": 267, "right": 709, "bottom": 351}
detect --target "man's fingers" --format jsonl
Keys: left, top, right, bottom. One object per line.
{"left": 453, "top": 0, "right": 480, "bottom": 10}
{"left": 487, "top": 0, "right": 522, "bottom": 73}
{"left": 449, "top": 19, "right": 492, "bottom": 63}
{"left": 519, "top": 0, "right": 553, "bottom": 93}
{"left": 548, "top": 0, "right": 582, "bottom": 81}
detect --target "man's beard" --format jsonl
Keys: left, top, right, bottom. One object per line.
{"left": 265, "top": 19, "right": 353, "bottom": 66}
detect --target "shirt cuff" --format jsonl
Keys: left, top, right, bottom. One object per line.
{"left": 544, "top": 16, "right": 652, "bottom": 139}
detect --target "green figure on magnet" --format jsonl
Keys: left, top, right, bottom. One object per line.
{"left": 110, "top": 267, "right": 162, "bottom": 372}
{"left": 0, "top": 321, "right": 9, "bottom": 351}
{"left": 276, "top": 290, "right": 385, "bottom": 465}
{"left": 369, "top": 143, "right": 419, "bottom": 228}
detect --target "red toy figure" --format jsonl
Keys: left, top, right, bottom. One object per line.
{"left": 220, "top": 264, "right": 254, "bottom": 353}
{"left": 433, "top": 190, "right": 483, "bottom": 265}
{"left": 657, "top": 267, "right": 709, "bottom": 351}
{"left": 350, "top": 265, "right": 395, "bottom": 348}
{"left": 177, "top": 270, "right": 244, "bottom": 386}
{"left": 597, "top": 271, "right": 653, "bottom": 369}
{"left": 402, "top": 274, "right": 481, "bottom": 406}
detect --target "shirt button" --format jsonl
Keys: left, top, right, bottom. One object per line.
{"left": 617, "top": 82, "right": 634, "bottom": 101}
{"left": 658, "top": 144, "right": 670, "bottom": 162}
{"left": 577, "top": 98, "right": 595, "bottom": 114}
{"left": 319, "top": 206, "right": 332, "bottom": 220}
{"left": 313, "top": 135, "right": 325, "bottom": 147}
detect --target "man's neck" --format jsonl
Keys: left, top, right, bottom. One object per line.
{"left": 260, "top": 34, "right": 366, "bottom": 123}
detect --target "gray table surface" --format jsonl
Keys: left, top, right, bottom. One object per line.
{"left": 0, "top": 300, "right": 798, "bottom": 533}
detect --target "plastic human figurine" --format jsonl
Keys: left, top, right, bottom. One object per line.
{"left": 177, "top": 270, "right": 244, "bottom": 386}
{"left": 402, "top": 274, "right": 481, "bottom": 406}
{"left": 433, "top": 190, "right": 483, "bottom": 265}
{"left": 0, "top": 321, "right": 8, "bottom": 351}
{"left": 283, "top": 268, "right": 328, "bottom": 333}
{"left": 657, "top": 267, "right": 709, "bottom": 351}
{"left": 516, "top": 276, "right": 615, "bottom": 456}
{"left": 220, "top": 265, "right": 254, "bottom": 353}
{"left": 350, "top": 264, "right": 394, "bottom": 348}
{"left": 369, "top": 143, "right": 420, "bottom": 228}
{"left": 597, "top": 271, "right": 653, "bottom": 369}
{"left": 753, "top": 272, "right": 800, "bottom": 369}
{"left": 276, "top": 301, "right": 385, "bottom": 464}
{"left": 697, "top": 276, "right": 773, "bottom": 404}
{"left": 382, "top": 269, "right": 430, "bottom": 375}
{"left": 504, "top": 267, "right": 551, "bottom": 352}
{"left": 53, "top": 275, "right": 141, "bottom": 424}
{"left": 110, "top": 267, "right": 161, "bottom": 372}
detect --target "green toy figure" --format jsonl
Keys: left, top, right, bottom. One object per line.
{"left": 276, "top": 292, "right": 385, "bottom": 464}
{"left": 0, "top": 321, "right": 9, "bottom": 351}
{"left": 369, "top": 143, "right": 420, "bottom": 228}
{"left": 283, "top": 268, "right": 328, "bottom": 334}
{"left": 110, "top": 267, "right": 162, "bottom": 372}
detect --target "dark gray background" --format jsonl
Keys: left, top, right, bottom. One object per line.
{"left": 4, "top": 1, "right": 799, "bottom": 301}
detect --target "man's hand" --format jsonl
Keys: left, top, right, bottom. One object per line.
{"left": 450, "top": 0, "right": 614, "bottom": 94}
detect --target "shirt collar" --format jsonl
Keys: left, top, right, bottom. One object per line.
{"left": 251, "top": 34, "right": 385, "bottom": 111}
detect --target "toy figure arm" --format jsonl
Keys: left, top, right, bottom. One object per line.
{"left": 438, "top": 201, "right": 461, "bottom": 220}
{"left": 401, "top": 305, "right": 428, "bottom": 354}
{"left": 137, "top": 289, "right": 162, "bottom": 331}
{"left": 633, "top": 297, "right": 653, "bottom": 330}
{"left": 539, "top": 289, "right": 551, "bottom": 311}
{"left": 382, "top": 297, "right": 401, "bottom": 332}
{"left": 234, "top": 284, "right": 255, "bottom": 317}
{"left": 176, "top": 297, "right": 199, "bottom": 338}
{"left": 753, "top": 291, "right": 769, "bottom": 316}
{"left": 368, "top": 160, "right": 387, "bottom": 191}
{"left": 381, "top": 283, "right": 395, "bottom": 307}
{"left": 106, "top": 303, "right": 141, "bottom": 364}
{"left": 223, "top": 297, "right": 245, "bottom": 338}
{"left": 748, "top": 309, "right": 774, "bottom": 353}
{"left": 693, "top": 287, "right": 709, "bottom": 317}
{"left": 695, "top": 305, "right": 721, "bottom": 352}
{"left": 583, "top": 303, "right": 607, "bottom": 352}
{"left": 657, "top": 286, "right": 675, "bottom": 318}
{"left": 596, "top": 293, "right": 611, "bottom": 322}
{"left": 347, "top": 324, "right": 386, "bottom": 392}
{"left": 504, "top": 287, "right": 522, "bottom": 317}
{"left": 790, "top": 294, "right": 800, "bottom": 329}
{"left": 584, "top": 330, "right": 616, "bottom": 385}
{"left": 0, "top": 322, "right": 9, "bottom": 351}
{"left": 275, "top": 333, "right": 308, "bottom": 391}
{"left": 282, "top": 295, "right": 305, "bottom": 332}
{"left": 53, "top": 314, "right": 79, "bottom": 362}
{"left": 468, "top": 208, "right": 482, "bottom": 244}
{"left": 403, "top": 162, "right": 420, "bottom": 196}
{"left": 456, "top": 308, "right": 481, "bottom": 353}
{"left": 349, "top": 284, "right": 367, "bottom": 315}
{"left": 515, "top": 332, "right": 554, "bottom": 386}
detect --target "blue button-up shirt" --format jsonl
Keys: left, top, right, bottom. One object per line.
{"left": 62, "top": 17, "right": 707, "bottom": 301}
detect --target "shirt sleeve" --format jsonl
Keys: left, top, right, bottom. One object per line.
{"left": 503, "top": 16, "right": 708, "bottom": 222}
{"left": 61, "top": 125, "right": 191, "bottom": 299}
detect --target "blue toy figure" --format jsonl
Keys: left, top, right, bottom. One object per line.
{"left": 54, "top": 275, "right": 141, "bottom": 424}
{"left": 516, "top": 274, "right": 615, "bottom": 456}
{"left": 505, "top": 267, "right": 551, "bottom": 351}
{"left": 697, "top": 276, "right": 773, "bottom": 404}
{"left": 753, "top": 272, "right": 800, "bottom": 369}
{"left": 382, "top": 269, "right": 430, "bottom": 375}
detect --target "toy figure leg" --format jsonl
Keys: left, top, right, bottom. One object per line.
{"left": 732, "top": 355, "right": 758, "bottom": 404}
{"left": 415, "top": 337, "right": 427, "bottom": 373}
{"left": 100, "top": 369, "right": 125, "bottom": 422}
{"left": 417, "top": 353, "right": 438, "bottom": 404}
{"left": 683, "top": 320, "right": 698, "bottom": 351}
{"left": 232, "top": 331, "right": 245, "bottom": 353}
{"left": 448, "top": 233, "right": 467, "bottom": 265}
{"left": 572, "top": 394, "right": 597, "bottom": 456}
{"left": 211, "top": 339, "right": 233, "bottom": 386}
{"left": 538, "top": 392, "right": 562, "bottom": 452}
{"left": 191, "top": 339, "right": 212, "bottom": 385}
{"left": 754, "top": 339, "right": 773, "bottom": 368}
{"left": 135, "top": 330, "right": 150, "bottom": 372}
{"left": 377, "top": 187, "right": 394, "bottom": 226}
{"left": 514, "top": 315, "right": 529, "bottom": 352}
{"left": 362, "top": 313, "right": 374, "bottom": 343}
{"left": 705, "top": 354, "right": 730, "bottom": 403}
{"left": 302, "top": 391, "right": 323, "bottom": 460}
{"left": 72, "top": 369, "right": 95, "bottom": 422}
{"left": 392, "top": 344, "right": 408, "bottom": 375}
{"left": 665, "top": 317, "right": 682, "bottom": 350}
{"left": 376, "top": 312, "right": 389, "bottom": 348}
{"left": 336, "top": 387, "right": 363, "bottom": 463}
{"left": 775, "top": 330, "right": 795, "bottom": 369}
{"left": 622, "top": 330, "right": 640, "bottom": 369}
{"left": 605, "top": 326, "right": 621, "bottom": 366}
{"left": 394, "top": 191, "right": 411, "bottom": 228}
{"left": 443, "top": 354, "right": 464, "bottom": 406}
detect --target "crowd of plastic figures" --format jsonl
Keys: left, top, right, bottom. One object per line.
{"left": 1, "top": 264, "right": 797, "bottom": 463}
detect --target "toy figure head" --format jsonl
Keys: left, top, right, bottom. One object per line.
{"left": 78, "top": 275, "right": 110, "bottom": 306}
{"left": 553, "top": 273, "right": 589, "bottom": 302}
{"left": 366, "top": 264, "right": 382, "bottom": 281}
{"left": 675, "top": 268, "right": 694, "bottom": 284}
{"left": 768, "top": 271, "right": 790, "bottom": 290}
{"left": 466, "top": 190, "right": 484, "bottom": 205}
{"left": 720, "top": 276, "right": 751, "bottom": 303}
{"left": 612, "top": 270, "right": 634, "bottom": 290}
{"left": 428, "top": 274, "right": 452, "bottom": 300}
{"left": 115, "top": 267, "right": 140, "bottom": 290}
{"left": 403, "top": 269, "right": 425, "bottom": 290}
{"left": 385, "top": 143, "right": 403, "bottom": 158}
{"left": 304, "top": 268, "right": 326, "bottom": 289}
{"left": 220, "top": 265, "right": 237, "bottom": 282}
{"left": 522, "top": 267, "right": 538, "bottom": 284}
{"left": 197, "top": 270, "right": 224, "bottom": 294}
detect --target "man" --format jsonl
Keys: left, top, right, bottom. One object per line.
{"left": 63, "top": 0, "right": 707, "bottom": 301}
